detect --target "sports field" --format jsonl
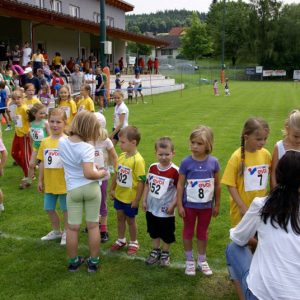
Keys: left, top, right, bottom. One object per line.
{"left": 0, "top": 81, "right": 298, "bottom": 299}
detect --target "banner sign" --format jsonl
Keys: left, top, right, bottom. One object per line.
{"left": 293, "top": 70, "right": 300, "bottom": 80}
{"left": 263, "top": 70, "right": 286, "bottom": 77}
{"left": 245, "top": 67, "right": 256, "bottom": 75}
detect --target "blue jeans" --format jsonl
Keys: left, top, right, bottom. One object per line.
{"left": 225, "top": 242, "right": 258, "bottom": 300}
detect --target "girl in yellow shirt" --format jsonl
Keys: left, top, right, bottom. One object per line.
{"left": 77, "top": 84, "right": 95, "bottom": 112}
{"left": 57, "top": 86, "right": 77, "bottom": 126}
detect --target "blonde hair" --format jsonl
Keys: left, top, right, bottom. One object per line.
{"left": 57, "top": 86, "right": 71, "bottom": 104}
{"left": 11, "top": 89, "right": 23, "bottom": 100}
{"left": 69, "top": 111, "right": 100, "bottom": 142}
{"left": 284, "top": 109, "right": 300, "bottom": 136}
{"left": 113, "top": 90, "right": 124, "bottom": 100}
{"left": 190, "top": 125, "right": 214, "bottom": 154}
{"left": 80, "top": 83, "right": 91, "bottom": 97}
{"left": 98, "top": 128, "right": 108, "bottom": 141}
{"left": 239, "top": 117, "right": 269, "bottom": 175}
{"left": 48, "top": 107, "right": 67, "bottom": 122}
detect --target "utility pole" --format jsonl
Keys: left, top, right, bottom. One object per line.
{"left": 221, "top": 0, "right": 225, "bottom": 84}
{"left": 99, "top": 0, "right": 106, "bottom": 68}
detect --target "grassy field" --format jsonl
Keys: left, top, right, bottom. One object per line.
{"left": 0, "top": 81, "right": 299, "bottom": 299}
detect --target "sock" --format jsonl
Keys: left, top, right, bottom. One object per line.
{"left": 198, "top": 254, "right": 206, "bottom": 263}
{"left": 100, "top": 224, "right": 107, "bottom": 233}
{"left": 185, "top": 251, "right": 193, "bottom": 261}
{"left": 53, "top": 229, "right": 61, "bottom": 234}
{"left": 90, "top": 256, "right": 99, "bottom": 264}
{"left": 69, "top": 256, "right": 79, "bottom": 264}
{"left": 118, "top": 237, "right": 126, "bottom": 243}
{"left": 130, "top": 240, "right": 138, "bottom": 244}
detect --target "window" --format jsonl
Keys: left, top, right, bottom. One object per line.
{"left": 36, "top": 0, "right": 44, "bottom": 8}
{"left": 93, "top": 12, "right": 100, "bottom": 23}
{"left": 70, "top": 5, "right": 80, "bottom": 18}
{"left": 52, "top": 0, "right": 62, "bottom": 13}
{"left": 107, "top": 16, "right": 114, "bottom": 27}
{"left": 161, "top": 49, "right": 173, "bottom": 56}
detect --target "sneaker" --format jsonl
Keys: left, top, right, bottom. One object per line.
{"left": 101, "top": 231, "right": 109, "bottom": 243}
{"left": 185, "top": 260, "right": 196, "bottom": 276}
{"left": 198, "top": 261, "right": 213, "bottom": 276}
{"left": 145, "top": 249, "right": 161, "bottom": 265}
{"left": 60, "top": 231, "right": 66, "bottom": 246}
{"left": 86, "top": 258, "right": 99, "bottom": 273}
{"left": 4, "top": 126, "right": 12, "bottom": 131}
{"left": 68, "top": 256, "right": 85, "bottom": 272}
{"left": 159, "top": 252, "right": 170, "bottom": 267}
{"left": 110, "top": 239, "right": 127, "bottom": 251}
{"left": 0, "top": 203, "right": 4, "bottom": 211}
{"left": 19, "top": 179, "right": 31, "bottom": 189}
{"left": 41, "top": 230, "right": 62, "bottom": 241}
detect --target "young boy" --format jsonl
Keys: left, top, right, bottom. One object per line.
{"left": 110, "top": 126, "right": 146, "bottom": 255}
{"left": 127, "top": 82, "right": 133, "bottom": 104}
{"left": 142, "top": 137, "right": 179, "bottom": 266}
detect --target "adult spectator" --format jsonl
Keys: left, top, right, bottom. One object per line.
{"left": 52, "top": 52, "right": 62, "bottom": 71}
{"left": 24, "top": 67, "right": 41, "bottom": 94}
{"left": 70, "top": 64, "right": 84, "bottom": 94}
{"left": 147, "top": 57, "right": 153, "bottom": 74}
{"left": 114, "top": 63, "right": 120, "bottom": 75}
{"left": 95, "top": 66, "right": 106, "bottom": 112}
{"left": 118, "top": 57, "right": 124, "bottom": 72}
{"left": 42, "top": 61, "right": 52, "bottom": 82}
{"left": 88, "top": 52, "right": 97, "bottom": 70}
{"left": 21, "top": 41, "right": 32, "bottom": 68}
{"left": 11, "top": 45, "right": 21, "bottom": 65}
{"left": 84, "top": 68, "right": 96, "bottom": 98}
{"left": 36, "top": 68, "right": 48, "bottom": 87}
{"left": 32, "top": 49, "right": 45, "bottom": 74}
{"left": 66, "top": 57, "right": 75, "bottom": 74}
{"left": 154, "top": 57, "right": 159, "bottom": 74}
{"left": 41, "top": 49, "right": 49, "bottom": 64}
{"left": 226, "top": 150, "right": 300, "bottom": 300}
{"left": 0, "top": 42, "right": 8, "bottom": 69}
{"left": 138, "top": 57, "right": 145, "bottom": 74}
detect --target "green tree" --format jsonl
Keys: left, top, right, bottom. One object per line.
{"left": 127, "top": 42, "right": 153, "bottom": 56}
{"left": 180, "top": 12, "right": 213, "bottom": 60}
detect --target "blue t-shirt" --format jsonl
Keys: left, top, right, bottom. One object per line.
{"left": 0, "top": 90, "right": 7, "bottom": 108}
{"left": 179, "top": 155, "right": 220, "bottom": 209}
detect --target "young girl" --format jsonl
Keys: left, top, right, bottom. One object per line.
{"left": 39, "top": 85, "right": 52, "bottom": 112}
{"left": 24, "top": 83, "right": 41, "bottom": 109}
{"left": 133, "top": 73, "right": 144, "bottom": 103}
{"left": 0, "top": 126, "right": 8, "bottom": 211}
{"left": 11, "top": 90, "right": 32, "bottom": 189}
{"left": 271, "top": 109, "right": 300, "bottom": 189}
{"left": 94, "top": 112, "right": 118, "bottom": 242}
{"left": 57, "top": 86, "right": 77, "bottom": 126}
{"left": 37, "top": 108, "right": 68, "bottom": 245}
{"left": 27, "top": 103, "right": 50, "bottom": 187}
{"left": 213, "top": 80, "right": 219, "bottom": 96}
{"left": 59, "top": 111, "right": 108, "bottom": 272}
{"left": 110, "top": 90, "right": 129, "bottom": 146}
{"left": 177, "top": 126, "right": 221, "bottom": 276}
{"left": 77, "top": 84, "right": 95, "bottom": 113}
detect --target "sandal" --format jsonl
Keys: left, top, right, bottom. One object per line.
{"left": 127, "top": 241, "right": 139, "bottom": 255}
{"left": 19, "top": 179, "right": 31, "bottom": 189}
{"left": 110, "top": 239, "right": 127, "bottom": 251}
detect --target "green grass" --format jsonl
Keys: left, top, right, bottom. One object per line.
{"left": 1, "top": 81, "right": 299, "bottom": 299}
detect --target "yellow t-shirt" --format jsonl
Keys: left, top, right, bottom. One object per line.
{"left": 37, "top": 136, "right": 67, "bottom": 194}
{"left": 58, "top": 99, "right": 77, "bottom": 125}
{"left": 15, "top": 104, "right": 30, "bottom": 137}
{"left": 221, "top": 147, "right": 271, "bottom": 226}
{"left": 25, "top": 97, "right": 41, "bottom": 109}
{"left": 115, "top": 152, "right": 146, "bottom": 204}
{"left": 77, "top": 97, "right": 95, "bottom": 112}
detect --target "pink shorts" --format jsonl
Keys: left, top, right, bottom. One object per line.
{"left": 182, "top": 207, "right": 212, "bottom": 241}
{"left": 0, "top": 138, "right": 6, "bottom": 152}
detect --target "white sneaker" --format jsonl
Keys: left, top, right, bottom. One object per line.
{"left": 198, "top": 261, "right": 213, "bottom": 276}
{"left": 4, "top": 126, "right": 12, "bottom": 131}
{"left": 60, "top": 231, "right": 66, "bottom": 246}
{"left": 185, "top": 260, "right": 196, "bottom": 276}
{"left": 41, "top": 230, "right": 62, "bottom": 241}
{"left": 0, "top": 203, "right": 4, "bottom": 211}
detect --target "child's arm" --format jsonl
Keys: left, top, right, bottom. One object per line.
{"left": 110, "top": 173, "right": 117, "bottom": 200}
{"left": 131, "top": 180, "right": 145, "bottom": 208}
{"left": 176, "top": 174, "right": 186, "bottom": 218}
{"left": 213, "top": 171, "right": 221, "bottom": 217}
{"left": 227, "top": 186, "right": 248, "bottom": 217}
{"left": 110, "top": 113, "right": 125, "bottom": 139}
{"left": 82, "top": 162, "right": 108, "bottom": 180}
{"left": 270, "top": 144, "right": 279, "bottom": 190}
{"left": 38, "top": 161, "right": 44, "bottom": 192}
{"left": 142, "top": 183, "right": 149, "bottom": 212}
{"left": 0, "top": 149, "right": 8, "bottom": 176}
{"left": 107, "top": 147, "right": 118, "bottom": 170}
{"left": 166, "top": 194, "right": 177, "bottom": 215}
{"left": 45, "top": 121, "right": 51, "bottom": 136}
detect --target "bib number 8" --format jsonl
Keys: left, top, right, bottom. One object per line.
{"left": 150, "top": 182, "right": 161, "bottom": 195}
{"left": 198, "top": 188, "right": 204, "bottom": 199}
{"left": 118, "top": 172, "right": 127, "bottom": 184}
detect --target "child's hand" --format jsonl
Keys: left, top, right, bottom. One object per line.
{"left": 239, "top": 206, "right": 247, "bottom": 217}
{"left": 38, "top": 181, "right": 44, "bottom": 193}
{"left": 110, "top": 189, "right": 115, "bottom": 200}
{"left": 212, "top": 206, "right": 220, "bottom": 217}
{"left": 131, "top": 199, "right": 139, "bottom": 208}
{"left": 166, "top": 205, "right": 175, "bottom": 215}
{"left": 178, "top": 206, "right": 186, "bottom": 218}
{"left": 142, "top": 201, "right": 147, "bottom": 212}
{"left": 98, "top": 168, "right": 108, "bottom": 178}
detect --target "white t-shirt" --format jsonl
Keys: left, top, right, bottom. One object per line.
{"left": 113, "top": 102, "right": 129, "bottom": 129}
{"left": 230, "top": 197, "right": 300, "bottom": 300}
{"left": 84, "top": 73, "right": 96, "bottom": 94}
{"left": 133, "top": 78, "right": 142, "bottom": 89}
{"left": 22, "top": 47, "right": 32, "bottom": 66}
{"left": 58, "top": 137, "right": 97, "bottom": 191}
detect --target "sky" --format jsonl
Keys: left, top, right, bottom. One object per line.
{"left": 127, "top": 0, "right": 300, "bottom": 14}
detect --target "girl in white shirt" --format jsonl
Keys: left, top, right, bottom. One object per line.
{"left": 226, "top": 150, "right": 300, "bottom": 300}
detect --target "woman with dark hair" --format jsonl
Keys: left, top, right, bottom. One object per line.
{"left": 226, "top": 150, "right": 300, "bottom": 300}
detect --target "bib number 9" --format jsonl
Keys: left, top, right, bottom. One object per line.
{"left": 48, "top": 156, "right": 52, "bottom": 165}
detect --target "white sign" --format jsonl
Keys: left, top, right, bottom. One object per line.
{"left": 263, "top": 70, "right": 273, "bottom": 77}
{"left": 128, "top": 56, "right": 136, "bottom": 65}
{"left": 272, "top": 70, "right": 286, "bottom": 77}
{"left": 293, "top": 70, "right": 300, "bottom": 80}
{"left": 256, "top": 66, "right": 263, "bottom": 74}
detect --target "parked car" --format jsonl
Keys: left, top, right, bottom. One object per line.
{"left": 159, "top": 64, "right": 175, "bottom": 70}
{"left": 176, "top": 63, "right": 199, "bottom": 71}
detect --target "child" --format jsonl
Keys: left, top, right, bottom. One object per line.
{"left": 77, "top": 84, "right": 95, "bottom": 113}
{"left": 0, "top": 126, "right": 8, "bottom": 211}
{"left": 37, "top": 108, "right": 68, "bottom": 245}
{"left": 177, "top": 126, "right": 221, "bottom": 276}
{"left": 133, "top": 73, "right": 145, "bottom": 104}
{"left": 222, "top": 117, "right": 271, "bottom": 227}
{"left": 94, "top": 112, "right": 118, "bottom": 242}
{"left": 224, "top": 78, "right": 230, "bottom": 96}
{"left": 213, "top": 80, "right": 219, "bottom": 96}
{"left": 39, "top": 85, "right": 51, "bottom": 111}
{"left": 115, "top": 73, "right": 124, "bottom": 90}
{"left": 11, "top": 90, "right": 32, "bottom": 189}
{"left": 142, "top": 137, "right": 179, "bottom": 266}
{"left": 271, "top": 109, "right": 300, "bottom": 189}
{"left": 110, "top": 126, "right": 146, "bottom": 255}
{"left": 59, "top": 111, "right": 108, "bottom": 272}
{"left": 127, "top": 82, "right": 134, "bottom": 104}
{"left": 110, "top": 90, "right": 129, "bottom": 146}
{"left": 57, "top": 86, "right": 77, "bottom": 126}
{"left": 0, "top": 81, "right": 12, "bottom": 131}
{"left": 24, "top": 83, "right": 41, "bottom": 109}
{"left": 28, "top": 103, "right": 50, "bottom": 187}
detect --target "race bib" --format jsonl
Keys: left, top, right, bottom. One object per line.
{"left": 94, "top": 148, "right": 105, "bottom": 168}
{"left": 148, "top": 173, "right": 170, "bottom": 199}
{"left": 186, "top": 178, "right": 214, "bottom": 203}
{"left": 40, "top": 97, "right": 49, "bottom": 105}
{"left": 14, "top": 115, "right": 22, "bottom": 127}
{"left": 60, "top": 106, "right": 70, "bottom": 118}
{"left": 9, "top": 104, "right": 17, "bottom": 118}
{"left": 30, "top": 128, "right": 44, "bottom": 141}
{"left": 44, "top": 149, "right": 63, "bottom": 169}
{"left": 78, "top": 105, "right": 85, "bottom": 112}
{"left": 27, "top": 104, "right": 33, "bottom": 109}
{"left": 117, "top": 165, "right": 133, "bottom": 188}
{"left": 244, "top": 164, "right": 269, "bottom": 192}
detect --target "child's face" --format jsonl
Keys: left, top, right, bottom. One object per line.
{"left": 14, "top": 95, "right": 23, "bottom": 106}
{"left": 114, "top": 93, "right": 123, "bottom": 105}
{"left": 119, "top": 136, "right": 136, "bottom": 153}
{"left": 25, "top": 87, "right": 35, "bottom": 98}
{"left": 59, "top": 88, "right": 69, "bottom": 100}
{"left": 286, "top": 127, "right": 300, "bottom": 147}
{"left": 35, "top": 108, "right": 47, "bottom": 120}
{"left": 49, "top": 114, "right": 66, "bottom": 136}
{"left": 245, "top": 128, "right": 268, "bottom": 152}
{"left": 156, "top": 146, "right": 174, "bottom": 167}
{"left": 80, "top": 88, "right": 88, "bottom": 97}
{"left": 190, "top": 137, "right": 207, "bottom": 156}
